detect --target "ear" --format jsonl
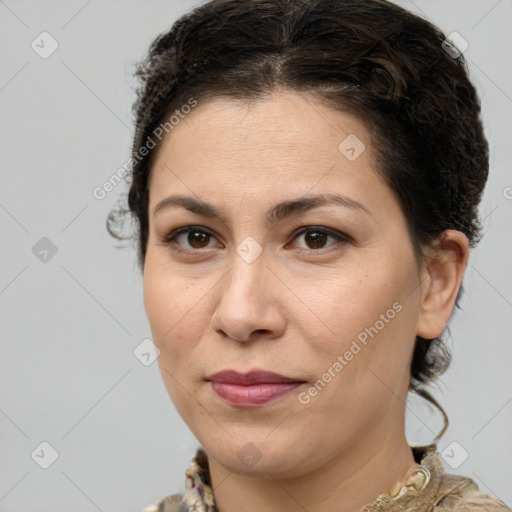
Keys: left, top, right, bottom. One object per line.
{"left": 416, "top": 230, "right": 470, "bottom": 339}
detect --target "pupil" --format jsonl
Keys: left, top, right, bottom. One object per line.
{"left": 189, "top": 231, "right": 209, "bottom": 248}
{"left": 306, "top": 231, "right": 326, "bottom": 249}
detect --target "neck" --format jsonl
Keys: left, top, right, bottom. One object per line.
{"left": 208, "top": 422, "right": 417, "bottom": 512}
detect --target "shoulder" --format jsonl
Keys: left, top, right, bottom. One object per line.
{"left": 435, "top": 472, "right": 510, "bottom": 511}
{"left": 142, "top": 493, "right": 188, "bottom": 512}
{"left": 424, "top": 451, "right": 510, "bottom": 511}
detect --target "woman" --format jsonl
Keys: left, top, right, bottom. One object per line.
{"left": 108, "top": 0, "right": 510, "bottom": 510}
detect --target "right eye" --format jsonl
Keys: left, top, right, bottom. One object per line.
{"left": 163, "top": 226, "right": 220, "bottom": 251}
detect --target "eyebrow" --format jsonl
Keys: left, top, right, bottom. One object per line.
{"left": 152, "top": 193, "right": 371, "bottom": 224}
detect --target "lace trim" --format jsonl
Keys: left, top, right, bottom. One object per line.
{"left": 390, "top": 465, "right": 431, "bottom": 500}
{"left": 182, "top": 458, "right": 216, "bottom": 512}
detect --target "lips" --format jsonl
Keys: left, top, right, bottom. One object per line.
{"left": 207, "top": 369, "right": 302, "bottom": 385}
{"left": 206, "top": 370, "right": 305, "bottom": 407}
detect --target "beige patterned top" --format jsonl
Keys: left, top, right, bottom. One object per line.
{"left": 143, "top": 444, "right": 511, "bottom": 512}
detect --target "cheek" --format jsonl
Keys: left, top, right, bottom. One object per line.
{"left": 293, "top": 273, "right": 416, "bottom": 436}
{"left": 297, "top": 259, "right": 418, "bottom": 379}
{"left": 143, "top": 261, "right": 206, "bottom": 360}
{"left": 143, "top": 263, "right": 211, "bottom": 418}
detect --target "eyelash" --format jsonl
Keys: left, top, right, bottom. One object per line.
{"left": 162, "top": 225, "right": 351, "bottom": 255}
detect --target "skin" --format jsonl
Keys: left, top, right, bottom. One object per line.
{"left": 143, "top": 90, "right": 469, "bottom": 512}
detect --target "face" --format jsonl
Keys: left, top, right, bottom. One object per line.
{"left": 143, "top": 91, "right": 425, "bottom": 478}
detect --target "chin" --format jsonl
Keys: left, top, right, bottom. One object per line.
{"left": 200, "top": 433, "right": 324, "bottom": 478}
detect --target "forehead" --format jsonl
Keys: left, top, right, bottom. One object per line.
{"left": 155, "top": 91, "right": 373, "bottom": 160}
{"left": 148, "top": 91, "right": 388, "bottom": 212}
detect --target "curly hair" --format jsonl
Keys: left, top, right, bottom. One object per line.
{"left": 107, "top": 0, "right": 489, "bottom": 440}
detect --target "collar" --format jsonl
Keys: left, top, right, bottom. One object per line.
{"left": 181, "top": 444, "right": 443, "bottom": 512}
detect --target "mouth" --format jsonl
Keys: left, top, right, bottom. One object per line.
{"left": 206, "top": 369, "right": 306, "bottom": 408}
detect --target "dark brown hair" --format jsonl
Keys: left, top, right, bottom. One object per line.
{"left": 108, "top": 0, "right": 489, "bottom": 440}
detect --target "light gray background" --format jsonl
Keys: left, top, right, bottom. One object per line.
{"left": 0, "top": 0, "right": 511, "bottom": 510}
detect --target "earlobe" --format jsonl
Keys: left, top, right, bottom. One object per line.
{"left": 415, "top": 230, "right": 470, "bottom": 340}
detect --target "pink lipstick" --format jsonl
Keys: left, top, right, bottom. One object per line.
{"left": 207, "top": 370, "right": 304, "bottom": 407}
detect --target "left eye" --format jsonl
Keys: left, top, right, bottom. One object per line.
{"left": 163, "top": 226, "right": 349, "bottom": 252}
{"left": 292, "top": 227, "right": 349, "bottom": 251}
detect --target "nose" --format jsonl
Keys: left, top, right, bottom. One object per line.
{"left": 210, "top": 248, "right": 286, "bottom": 343}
